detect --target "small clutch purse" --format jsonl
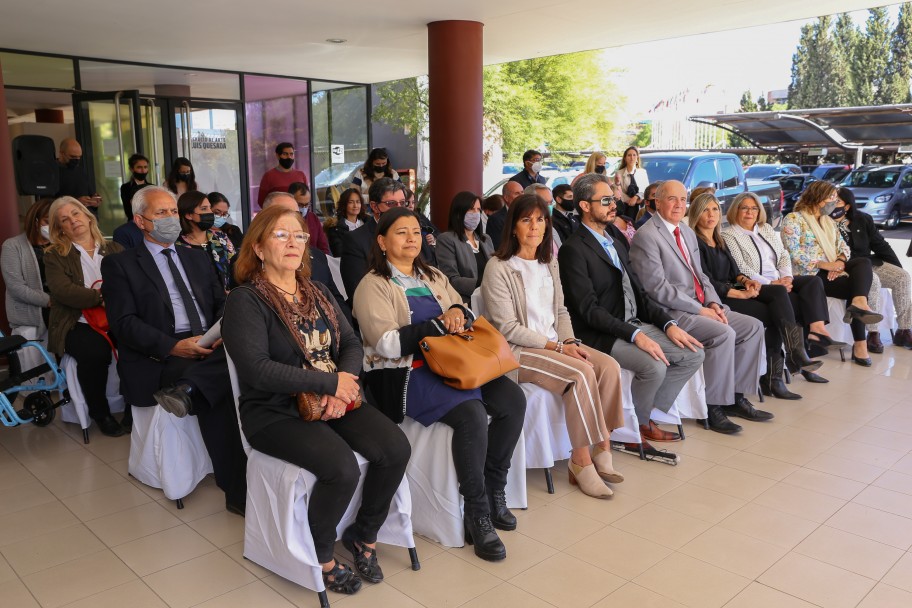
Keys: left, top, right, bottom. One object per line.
{"left": 296, "top": 391, "right": 362, "bottom": 422}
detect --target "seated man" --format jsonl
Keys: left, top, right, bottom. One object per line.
{"left": 551, "top": 183, "right": 579, "bottom": 245}
{"left": 559, "top": 174, "right": 705, "bottom": 459}
{"left": 101, "top": 186, "right": 247, "bottom": 514}
{"left": 628, "top": 180, "right": 769, "bottom": 434}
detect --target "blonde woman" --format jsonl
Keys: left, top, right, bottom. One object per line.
{"left": 571, "top": 151, "right": 608, "bottom": 186}
{"left": 45, "top": 197, "right": 124, "bottom": 436}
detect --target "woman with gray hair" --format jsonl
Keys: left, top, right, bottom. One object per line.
{"left": 688, "top": 193, "right": 820, "bottom": 401}
{"left": 721, "top": 192, "right": 838, "bottom": 381}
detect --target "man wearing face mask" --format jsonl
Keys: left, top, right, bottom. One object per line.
{"left": 101, "top": 185, "right": 248, "bottom": 515}
{"left": 509, "top": 149, "right": 548, "bottom": 190}
{"left": 120, "top": 154, "right": 152, "bottom": 222}
{"left": 288, "top": 182, "right": 331, "bottom": 255}
{"left": 256, "top": 142, "right": 309, "bottom": 211}
{"left": 56, "top": 138, "right": 102, "bottom": 215}
{"left": 635, "top": 182, "right": 662, "bottom": 229}
{"left": 550, "top": 184, "right": 580, "bottom": 244}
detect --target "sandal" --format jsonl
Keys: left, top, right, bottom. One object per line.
{"left": 341, "top": 527, "right": 383, "bottom": 583}
{"left": 322, "top": 560, "right": 362, "bottom": 595}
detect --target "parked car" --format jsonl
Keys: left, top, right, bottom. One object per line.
{"left": 502, "top": 163, "right": 522, "bottom": 175}
{"left": 313, "top": 161, "right": 362, "bottom": 216}
{"left": 743, "top": 163, "right": 802, "bottom": 180}
{"left": 809, "top": 164, "right": 851, "bottom": 183}
{"left": 778, "top": 174, "right": 817, "bottom": 214}
{"left": 840, "top": 164, "right": 912, "bottom": 229}
{"left": 640, "top": 152, "right": 783, "bottom": 225}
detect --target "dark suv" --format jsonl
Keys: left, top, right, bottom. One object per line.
{"left": 840, "top": 165, "right": 912, "bottom": 229}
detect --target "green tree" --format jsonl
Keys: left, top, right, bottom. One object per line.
{"left": 856, "top": 8, "right": 891, "bottom": 105}
{"left": 756, "top": 95, "right": 769, "bottom": 111}
{"left": 631, "top": 123, "right": 651, "bottom": 148}
{"left": 372, "top": 78, "right": 429, "bottom": 140}
{"left": 738, "top": 90, "right": 758, "bottom": 112}
{"left": 788, "top": 23, "right": 814, "bottom": 109}
{"left": 833, "top": 13, "right": 861, "bottom": 105}
{"left": 788, "top": 16, "right": 851, "bottom": 108}
{"left": 880, "top": 2, "right": 912, "bottom": 104}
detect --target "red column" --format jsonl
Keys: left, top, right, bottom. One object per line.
{"left": 427, "top": 21, "right": 483, "bottom": 230}
{"left": 0, "top": 58, "right": 22, "bottom": 332}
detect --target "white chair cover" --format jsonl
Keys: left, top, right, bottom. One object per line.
{"left": 59, "top": 353, "right": 124, "bottom": 429}
{"left": 825, "top": 288, "right": 896, "bottom": 345}
{"left": 326, "top": 256, "right": 347, "bottom": 301}
{"left": 127, "top": 404, "right": 213, "bottom": 500}
{"left": 225, "top": 352, "right": 415, "bottom": 592}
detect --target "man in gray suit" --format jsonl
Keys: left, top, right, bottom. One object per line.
{"left": 628, "top": 180, "right": 769, "bottom": 433}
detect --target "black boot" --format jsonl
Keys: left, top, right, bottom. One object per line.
{"left": 705, "top": 404, "right": 742, "bottom": 434}
{"left": 783, "top": 324, "right": 822, "bottom": 372}
{"left": 464, "top": 514, "right": 506, "bottom": 561}
{"left": 760, "top": 355, "right": 802, "bottom": 400}
{"left": 487, "top": 489, "right": 516, "bottom": 531}
{"left": 724, "top": 395, "right": 775, "bottom": 422}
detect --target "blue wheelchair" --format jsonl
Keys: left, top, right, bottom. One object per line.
{"left": 0, "top": 332, "right": 70, "bottom": 429}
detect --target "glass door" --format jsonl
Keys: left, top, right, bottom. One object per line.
{"left": 72, "top": 90, "right": 143, "bottom": 235}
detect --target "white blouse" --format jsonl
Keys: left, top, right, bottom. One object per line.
{"left": 73, "top": 241, "right": 103, "bottom": 324}
{"left": 508, "top": 256, "right": 558, "bottom": 342}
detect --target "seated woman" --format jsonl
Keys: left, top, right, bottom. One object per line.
{"left": 481, "top": 194, "right": 625, "bottom": 500}
{"left": 782, "top": 181, "right": 883, "bottom": 367}
{"left": 176, "top": 191, "right": 237, "bottom": 291}
{"left": 353, "top": 207, "right": 525, "bottom": 563}
{"left": 208, "top": 192, "right": 244, "bottom": 250}
{"left": 721, "top": 192, "right": 839, "bottom": 383}
{"left": 436, "top": 191, "right": 494, "bottom": 305}
{"left": 688, "top": 193, "right": 820, "bottom": 401}
{"left": 1, "top": 198, "right": 53, "bottom": 352}
{"left": 835, "top": 188, "right": 912, "bottom": 350}
{"left": 324, "top": 187, "right": 366, "bottom": 257}
{"left": 45, "top": 197, "right": 124, "bottom": 436}
{"left": 612, "top": 213, "right": 636, "bottom": 245}
{"left": 222, "top": 205, "right": 410, "bottom": 595}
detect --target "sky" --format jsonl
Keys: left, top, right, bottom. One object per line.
{"left": 602, "top": 3, "right": 903, "bottom": 122}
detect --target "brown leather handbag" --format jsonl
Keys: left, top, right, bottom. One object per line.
{"left": 297, "top": 391, "right": 362, "bottom": 422}
{"left": 418, "top": 316, "right": 519, "bottom": 390}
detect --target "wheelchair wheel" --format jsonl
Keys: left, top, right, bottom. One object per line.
{"left": 23, "top": 392, "right": 55, "bottom": 427}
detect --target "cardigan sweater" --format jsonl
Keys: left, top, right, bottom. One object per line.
{"left": 1, "top": 233, "right": 50, "bottom": 330}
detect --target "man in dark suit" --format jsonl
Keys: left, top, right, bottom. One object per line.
{"left": 486, "top": 180, "right": 523, "bottom": 250}
{"left": 550, "top": 184, "right": 579, "bottom": 246}
{"left": 558, "top": 174, "right": 704, "bottom": 453}
{"left": 101, "top": 186, "right": 247, "bottom": 514}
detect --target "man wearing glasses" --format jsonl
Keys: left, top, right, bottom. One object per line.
{"left": 101, "top": 185, "right": 248, "bottom": 515}
{"left": 558, "top": 174, "right": 705, "bottom": 460}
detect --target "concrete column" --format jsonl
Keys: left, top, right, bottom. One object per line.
{"left": 427, "top": 20, "right": 483, "bottom": 230}
{"left": 0, "top": 58, "right": 22, "bottom": 331}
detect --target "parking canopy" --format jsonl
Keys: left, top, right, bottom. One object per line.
{"left": 689, "top": 104, "right": 912, "bottom": 152}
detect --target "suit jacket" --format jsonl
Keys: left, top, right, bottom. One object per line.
{"left": 845, "top": 211, "right": 901, "bottom": 268}
{"left": 101, "top": 242, "right": 225, "bottom": 407}
{"left": 558, "top": 225, "right": 673, "bottom": 353}
{"left": 435, "top": 230, "right": 494, "bottom": 301}
{"left": 112, "top": 222, "right": 145, "bottom": 249}
{"left": 309, "top": 246, "right": 352, "bottom": 325}
{"left": 486, "top": 206, "right": 508, "bottom": 251}
{"left": 628, "top": 215, "right": 721, "bottom": 316}
{"left": 551, "top": 209, "right": 579, "bottom": 245}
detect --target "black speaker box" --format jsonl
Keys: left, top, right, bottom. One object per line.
{"left": 12, "top": 135, "right": 59, "bottom": 196}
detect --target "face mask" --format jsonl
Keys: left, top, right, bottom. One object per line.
{"left": 464, "top": 212, "right": 481, "bottom": 231}
{"left": 531, "top": 161, "right": 543, "bottom": 174}
{"left": 278, "top": 157, "right": 294, "bottom": 170}
{"left": 147, "top": 215, "right": 182, "bottom": 244}
{"left": 830, "top": 207, "right": 847, "bottom": 220}
{"left": 66, "top": 158, "right": 80, "bottom": 170}
{"left": 133, "top": 171, "right": 148, "bottom": 182}
{"left": 195, "top": 212, "right": 215, "bottom": 231}
{"left": 373, "top": 165, "right": 387, "bottom": 175}
{"left": 594, "top": 165, "right": 606, "bottom": 174}
{"left": 39, "top": 225, "right": 50, "bottom": 240}
{"left": 559, "top": 197, "right": 575, "bottom": 212}
{"left": 822, "top": 201, "right": 837, "bottom": 216}
{"left": 177, "top": 173, "right": 191, "bottom": 182}
{"left": 300, "top": 206, "right": 309, "bottom": 217}
{"left": 213, "top": 215, "right": 228, "bottom": 229}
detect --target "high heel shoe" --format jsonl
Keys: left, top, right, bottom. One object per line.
{"left": 851, "top": 345, "right": 872, "bottom": 367}
{"left": 783, "top": 323, "right": 822, "bottom": 372}
{"left": 568, "top": 460, "right": 613, "bottom": 498}
{"left": 591, "top": 445, "right": 625, "bottom": 483}
{"left": 846, "top": 305, "right": 883, "bottom": 326}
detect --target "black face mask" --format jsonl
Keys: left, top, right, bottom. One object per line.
{"left": 559, "top": 198, "right": 575, "bottom": 212}
{"left": 133, "top": 171, "right": 148, "bottom": 182}
{"left": 373, "top": 165, "right": 387, "bottom": 175}
{"left": 830, "top": 207, "right": 847, "bottom": 220}
{"left": 646, "top": 199, "right": 656, "bottom": 211}
{"left": 177, "top": 173, "right": 192, "bottom": 182}
{"left": 195, "top": 212, "right": 215, "bottom": 230}
{"left": 594, "top": 165, "right": 606, "bottom": 174}
{"left": 66, "top": 158, "right": 80, "bottom": 170}
{"left": 278, "top": 157, "right": 294, "bottom": 170}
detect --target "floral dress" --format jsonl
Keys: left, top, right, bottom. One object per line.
{"left": 176, "top": 229, "right": 237, "bottom": 290}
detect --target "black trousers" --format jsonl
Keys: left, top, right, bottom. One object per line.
{"left": 247, "top": 404, "right": 411, "bottom": 563}
{"left": 438, "top": 375, "right": 526, "bottom": 518}
{"left": 816, "top": 257, "right": 875, "bottom": 341}
{"left": 64, "top": 323, "right": 115, "bottom": 422}
{"left": 788, "top": 275, "right": 829, "bottom": 325}
{"left": 725, "top": 284, "right": 795, "bottom": 357}
{"left": 161, "top": 346, "right": 248, "bottom": 509}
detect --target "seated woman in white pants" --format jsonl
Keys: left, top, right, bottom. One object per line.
{"left": 482, "top": 194, "right": 626, "bottom": 500}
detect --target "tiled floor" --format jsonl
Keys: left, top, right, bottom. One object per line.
{"left": 1, "top": 344, "right": 911, "bottom": 608}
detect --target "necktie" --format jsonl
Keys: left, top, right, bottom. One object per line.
{"left": 162, "top": 249, "right": 205, "bottom": 336}
{"left": 673, "top": 227, "right": 705, "bottom": 304}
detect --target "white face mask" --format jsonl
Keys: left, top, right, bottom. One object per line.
{"left": 300, "top": 206, "right": 309, "bottom": 217}
{"left": 40, "top": 225, "right": 50, "bottom": 240}
{"left": 531, "top": 161, "right": 543, "bottom": 174}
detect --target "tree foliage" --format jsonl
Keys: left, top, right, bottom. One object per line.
{"left": 881, "top": 3, "right": 912, "bottom": 104}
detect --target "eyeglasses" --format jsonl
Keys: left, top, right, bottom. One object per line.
{"left": 271, "top": 230, "right": 309, "bottom": 244}
{"left": 378, "top": 199, "right": 404, "bottom": 208}
{"left": 739, "top": 206, "right": 761, "bottom": 214}
{"left": 588, "top": 196, "right": 619, "bottom": 207}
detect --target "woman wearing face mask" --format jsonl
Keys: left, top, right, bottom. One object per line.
{"left": 436, "top": 191, "right": 495, "bottom": 305}
{"left": 351, "top": 148, "right": 399, "bottom": 200}
{"left": 208, "top": 192, "right": 243, "bottom": 250}
{"left": 1, "top": 198, "right": 54, "bottom": 360}
{"left": 614, "top": 146, "right": 650, "bottom": 219}
{"left": 782, "top": 181, "right": 882, "bottom": 366}
{"left": 833, "top": 187, "right": 912, "bottom": 350}
{"left": 571, "top": 151, "right": 608, "bottom": 186}
{"left": 176, "top": 191, "right": 236, "bottom": 291}
{"left": 120, "top": 154, "right": 152, "bottom": 222}
{"left": 324, "top": 187, "right": 367, "bottom": 258}
{"left": 166, "top": 158, "right": 197, "bottom": 196}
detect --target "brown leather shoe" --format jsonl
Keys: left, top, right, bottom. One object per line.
{"left": 867, "top": 331, "right": 884, "bottom": 354}
{"left": 894, "top": 329, "right": 912, "bottom": 349}
{"left": 639, "top": 420, "right": 681, "bottom": 442}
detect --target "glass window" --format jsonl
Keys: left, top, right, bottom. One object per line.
{"left": 717, "top": 159, "right": 740, "bottom": 188}
{"left": 79, "top": 61, "right": 240, "bottom": 100}
{"left": 0, "top": 51, "right": 75, "bottom": 89}
{"left": 691, "top": 161, "right": 719, "bottom": 187}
